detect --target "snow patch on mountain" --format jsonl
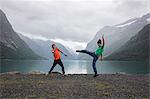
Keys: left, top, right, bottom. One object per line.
{"left": 147, "top": 18, "right": 150, "bottom": 22}
{"left": 116, "top": 20, "right": 137, "bottom": 27}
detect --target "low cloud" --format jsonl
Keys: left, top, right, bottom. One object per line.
{"left": 114, "top": 0, "right": 150, "bottom": 17}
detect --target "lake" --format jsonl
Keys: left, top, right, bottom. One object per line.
{"left": 0, "top": 60, "right": 149, "bottom": 74}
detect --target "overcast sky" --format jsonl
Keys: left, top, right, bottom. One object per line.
{"left": 0, "top": 0, "right": 150, "bottom": 50}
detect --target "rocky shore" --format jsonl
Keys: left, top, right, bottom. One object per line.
{"left": 0, "top": 72, "right": 149, "bottom": 99}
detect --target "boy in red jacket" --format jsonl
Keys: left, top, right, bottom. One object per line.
{"left": 48, "top": 44, "right": 67, "bottom": 74}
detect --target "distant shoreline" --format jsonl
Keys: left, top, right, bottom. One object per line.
{"left": 0, "top": 58, "right": 148, "bottom": 61}
{"left": 0, "top": 71, "right": 150, "bottom": 75}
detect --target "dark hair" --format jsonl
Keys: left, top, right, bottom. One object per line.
{"left": 52, "top": 44, "right": 55, "bottom": 49}
{"left": 97, "top": 39, "right": 101, "bottom": 44}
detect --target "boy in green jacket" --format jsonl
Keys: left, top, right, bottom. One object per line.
{"left": 76, "top": 35, "right": 105, "bottom": 77}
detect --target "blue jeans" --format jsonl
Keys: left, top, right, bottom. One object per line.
{"left": 78, "top": 50, "right": 98, "bottom": 74}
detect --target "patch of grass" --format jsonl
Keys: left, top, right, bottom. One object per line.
{"left": 0, "top": 80, "right": 23, "bottom": 84}
{"left": 26, "top": 95, "right": 37, "bottom": 99}
{"left": 0, "top": 79, "right": 44, "bottom": 85}
{"left": 142, "top": 96, "right": 148, "bottom": 99}
{"left": 128, "top": 94, "right": 135, "bottom": 99}
{"left": 95, "top": 82, "right": 112, "bottom": 90}
{"left": 102, "top": 92, "right": 112, "bottom": 96}
{"left": 56, "top": 93, "right": 66, "bottom": 99}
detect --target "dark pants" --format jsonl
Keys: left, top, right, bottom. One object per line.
{"left": 78, "top": 50, "right": 98, "bottom": 74}
{"left": 49, "top": 59, "right": 65, "bottom": 74}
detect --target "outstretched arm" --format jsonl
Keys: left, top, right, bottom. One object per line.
{"left": 102, "top": 35, "right": 105, "bottom": 49}
{"left": 58, "top": 49, "right": 67, "bottom": 56}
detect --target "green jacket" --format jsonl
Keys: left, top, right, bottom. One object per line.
{"left": 95, "top": 46, "right": 104, "bottom": 56}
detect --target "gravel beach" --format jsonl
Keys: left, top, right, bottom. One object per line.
{"left": 0, "top": 72, "right": 149, "bottom": 99}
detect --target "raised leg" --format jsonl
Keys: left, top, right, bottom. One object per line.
{"left": 76, "top": 50, "right": 95, "bottom": 57}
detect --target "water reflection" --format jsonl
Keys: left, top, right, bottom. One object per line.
{"left": 65, "top": 60, "right": 88, "bottom": 74}
{"left": 0, "top": 60, "right": 149, "bottom": 74}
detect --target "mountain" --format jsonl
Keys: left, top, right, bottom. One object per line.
{"left": 79, "top": 13, "right": 150, "bottom": 59}
{"left": 65, "top": 47, "right": 78, "bottom": 59}
{"left": 0, "top": 9, "right": 43, "bottom": 59}
{"left": 106, "top": 24, "right": 149, "bottom": 60}
{"left": 18, "top": 34, "right": 77, "bottom": 60}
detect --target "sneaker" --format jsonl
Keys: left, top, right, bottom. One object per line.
{"left": 93, "top": 74, "right": 98, "bottom": 77}
{"left": 48, "top": 71, "right": 51, "bottom": 74}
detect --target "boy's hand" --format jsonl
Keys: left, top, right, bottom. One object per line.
{"left": 99, "top": 58, "right": 102, "bottom": 61}
{"left": 102, "top": 34, "right": 104, "bottom": 38}
{"left": 99, "top": 55, "right": 103, "bottom": 61}
{"left": 65, "top": 54, "right": 67, "bottom": 56}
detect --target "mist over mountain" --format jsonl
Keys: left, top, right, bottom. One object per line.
{"left": 106, "top": 24, "right": 149, "bottom": 60}
{"left": 79, "top": 12, "right": 150, "bottom": 60}
{"left": 0, "top": 9, "right": 43, "bottom": 59}
{"left": 18, "top": 34, "right": 77, "bottom": 60}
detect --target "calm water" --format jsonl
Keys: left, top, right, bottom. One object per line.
{"left": 0, "top": 60, "right": 149, "bottom": 74}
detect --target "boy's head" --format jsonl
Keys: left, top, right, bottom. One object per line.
{"left": 52, "top": 44, "right": 56, "bottom": 49}
{"left": 97, "top": 39, "right": 102, "bottom": 47}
